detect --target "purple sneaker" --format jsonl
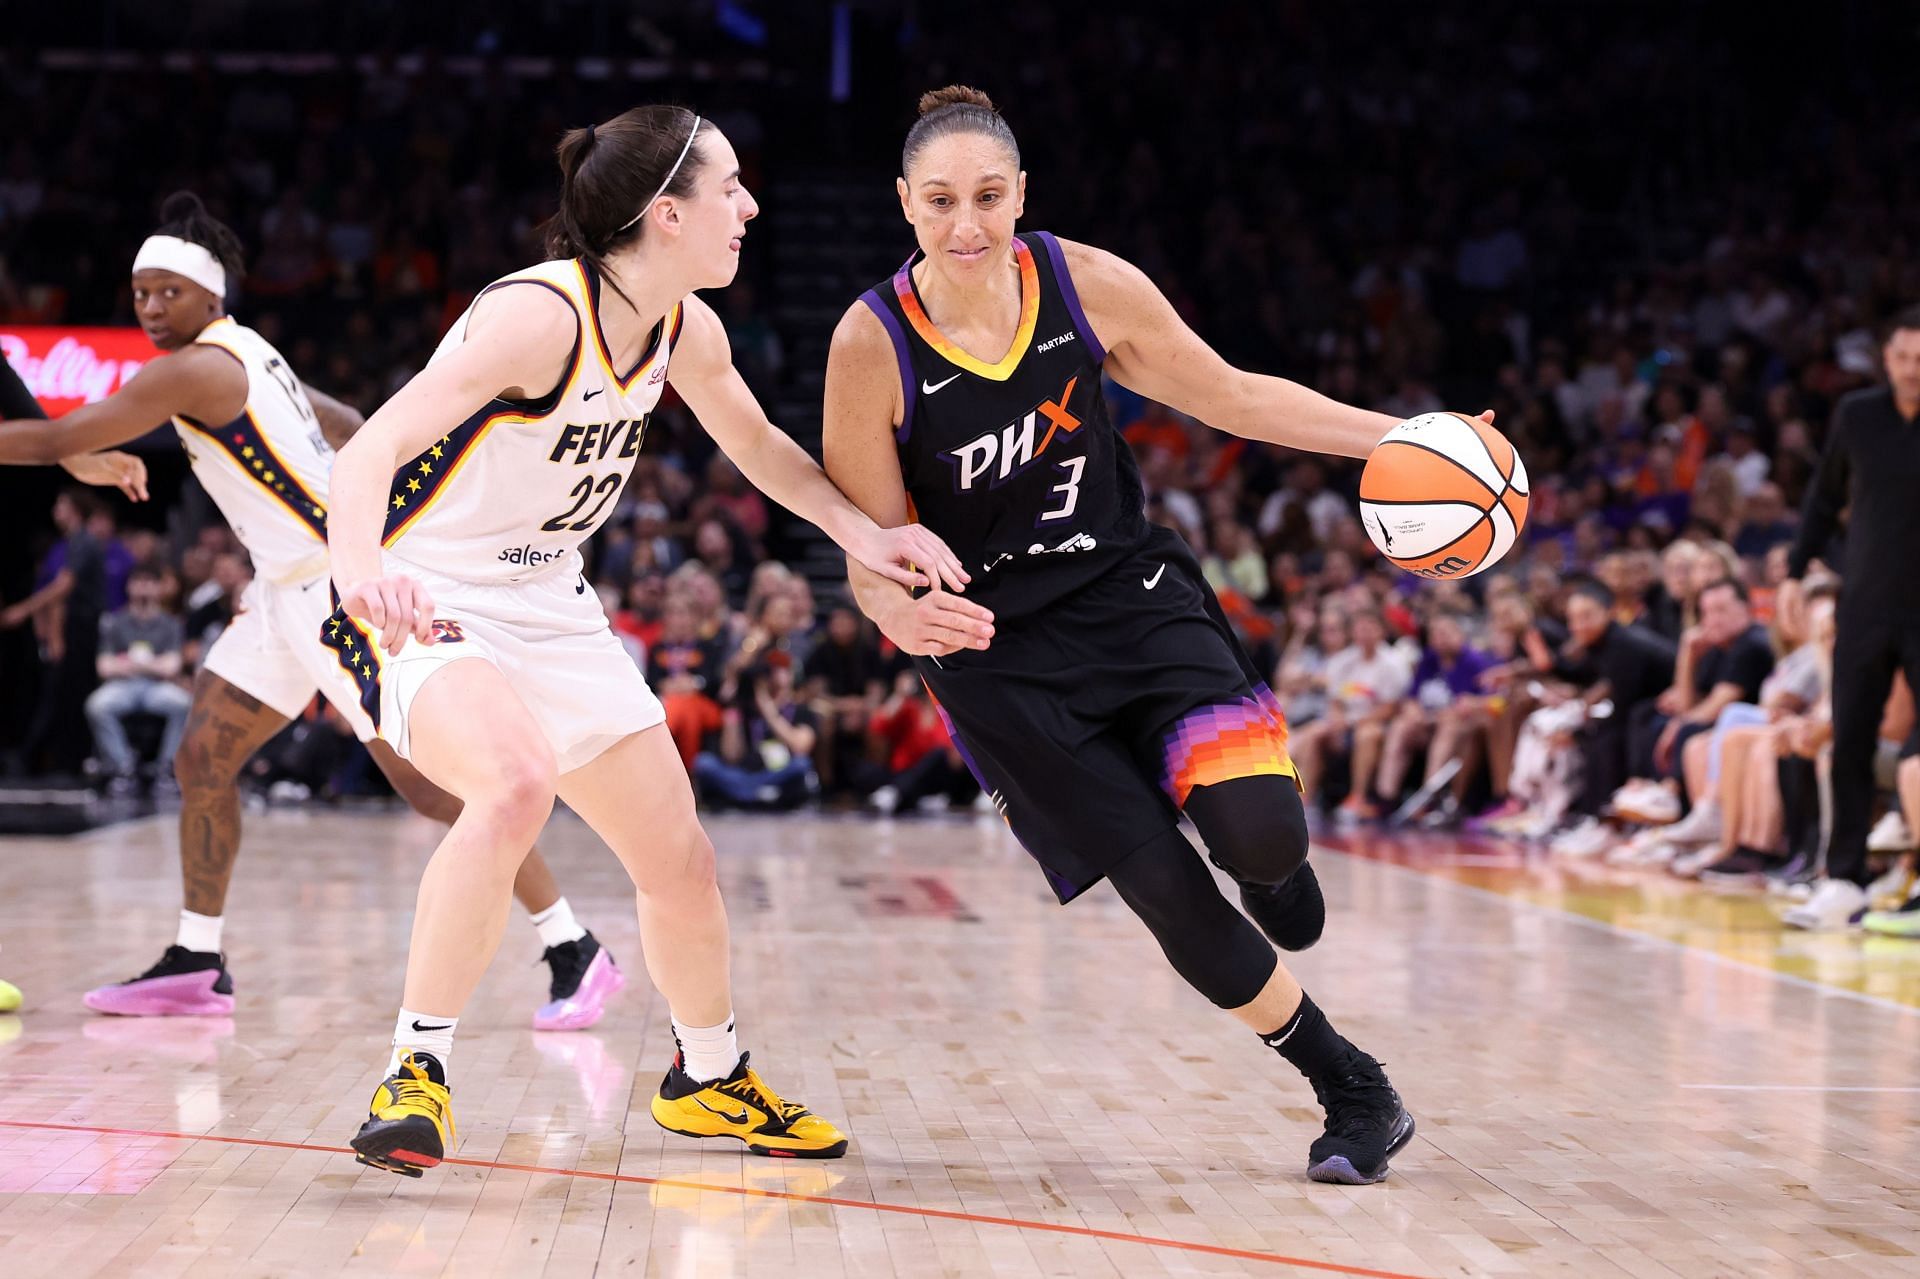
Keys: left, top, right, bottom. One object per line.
{"left": 533, "top": 932, "right": 625, "bottom": 1032}
{"left": 84, "top": 946, "right": 235, "bottom": 1016}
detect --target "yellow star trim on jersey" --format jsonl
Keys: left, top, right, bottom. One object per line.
{"left": 241, "top": 446, "right": 256, "bottom": 459}
{"left": 263, "top": 471, "right": 276, "bottom": 483}
{"left": 430, "top": 445, "right": 444, "bottom": 459}
{"left": 418, "top": 461, "right": 433, "bottom": 476}
{"left": 392, "top": 494, "right": 407, "bottom": 509}
{"left": 328, "top": 621, "right": 340, "bottom": 636}
{"left": 342, "top": 634, "right": 354, "bottom": 648}
{"left": 439, "top": 435, "right": 450, "bottom": 445}
{"left": 406, "top": 478, "right": 421, "bottom": 492}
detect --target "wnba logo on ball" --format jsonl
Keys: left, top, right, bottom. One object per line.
{"left": 1410, "top": 555, "right": 1473, "bottom": 579}
{"left": 1359, "top": 412, "right": 1529, "bottom": 580}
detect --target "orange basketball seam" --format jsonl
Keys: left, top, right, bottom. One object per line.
{"left": 1386, "top": 510, "right": 1495, "bottom": 568}
{"left": 1356, "top": 496, "right": 1489, "bottom": 509}
{"left": 1454, "top": 411, "right": 1516, "bottom": 480}
{"left": 1373, "top": 438, "right": 1503, "bottom": 502}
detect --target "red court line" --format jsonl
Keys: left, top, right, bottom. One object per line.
{"left": 0, "top": 1118, "right": 1431, "bottom": 1278}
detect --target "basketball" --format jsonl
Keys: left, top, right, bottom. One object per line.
{"left": 1358, "top": 411, "right": 1530, "bottom": 580}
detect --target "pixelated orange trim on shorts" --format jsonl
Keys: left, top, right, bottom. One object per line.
{"left": 1160, "top": 684, "right": 1299, "bottom": 807}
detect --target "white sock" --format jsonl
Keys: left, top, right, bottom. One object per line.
{"left": 388, "top": 1008, "right": 458, "bottom": 1076}
{"left": 529, "top": 896, "right": 588, "bottom": 949}
{"left": 672, "top": 1012, "right": 739, "bottom": 1083}
{"left": 176, "top": 910, "right": 223, "bottom": 954}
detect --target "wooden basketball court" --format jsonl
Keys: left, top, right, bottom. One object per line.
{"left": 2, "top": 807, "right": 1916, "bottom": 1276}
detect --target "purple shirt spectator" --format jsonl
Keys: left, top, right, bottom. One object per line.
{"left": 1409, "top": 645, "right": 1497, "bottom": 709}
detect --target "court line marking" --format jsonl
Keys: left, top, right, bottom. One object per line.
{"left": 1680, "top": 1084, "right": 1920, "bottom": 1093}
{"left": 1315, "top": 840, "right": 1920, "bottom": 1019}
{"left": 0, "top": 1119, "right": 1433, "bottom": 1279}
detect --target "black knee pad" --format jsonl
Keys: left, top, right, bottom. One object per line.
{"left": 1106, "top": 828, "right": 1277, "bottom": 1009}
{"left": 1184, "top": 774, "right": 1310, "bottom": 888}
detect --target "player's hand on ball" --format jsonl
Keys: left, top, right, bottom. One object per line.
{"left": 853, "top": 522, "right": 972, "bottom": 592}
{"left": 881, "top": 584, "right": 994, "bottom": 657}
{"left": 339, "top": 574, "right": 437, "bottom": 653}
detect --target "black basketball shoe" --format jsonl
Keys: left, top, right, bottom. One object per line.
{"left": 1306, "top": 1047, "right": 1415, "bottom": 1184}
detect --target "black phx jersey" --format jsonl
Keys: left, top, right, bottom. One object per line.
{"left": 858, "top": 232, "right": 1298, "bottom": 905}
{"left": 859, "top": 231, "right": 1148, "bottom": 623}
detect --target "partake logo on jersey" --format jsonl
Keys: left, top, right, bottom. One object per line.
{"left": 939, "top": 376, "right": 1082, "bottom": 493}
{"left": 979, "top": 531, "right": 1099, "bottom": 574}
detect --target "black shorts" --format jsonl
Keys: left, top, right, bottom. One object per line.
{"left": 918, "top": 525, "right": 1299, "bottom": 903}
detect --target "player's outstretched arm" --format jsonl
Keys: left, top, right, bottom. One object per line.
{"left": 0, "top": 348, "right": 244, "bottom": 497}
{"left": 327, "top": 286, "right": 574, "bottom": 652}
{"left": 820, "top": 301, "right": 994, "bottom": 658}
{"left": 668, "top": 294, "right": 968, "bottom": 593}
{"left": 1060, "top": 239, "right": 1399, "bottom": 460}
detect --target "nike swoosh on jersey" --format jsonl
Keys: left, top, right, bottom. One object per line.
{"left": 921, "top": 373, "right": 962, "bottom": 395}
{"left": 1143, "top": 564, "right": 1166, "bottom": 590}
{"left": 584, "top": 388, "right": 604, "bottom": 400}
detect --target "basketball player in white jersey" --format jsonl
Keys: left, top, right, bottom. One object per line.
{"left": 325, "top": 107, "right": 968, "bottom": 1176}
{"left": 0, "top": 194, "right": 628, "bottom": 1033}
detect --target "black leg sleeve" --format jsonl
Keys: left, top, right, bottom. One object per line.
{"left": 1105, "top": 826, "right": 1279, "bottom": 1010}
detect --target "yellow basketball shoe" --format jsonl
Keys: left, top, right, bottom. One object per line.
{"left": 351, "top": 1052, "right": 456, "bottom": 1177}
{"left": 651, "top": 1052, "right": 848, "bottom": 1158}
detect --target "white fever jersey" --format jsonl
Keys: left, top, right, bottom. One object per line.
{"left": 171, "top": 317, "right": 334, "bottom": 582}
{"left": 381, "top": 258, "right": 685, "bottom": 583}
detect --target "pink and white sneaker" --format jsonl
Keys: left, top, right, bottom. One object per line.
{"left": 83, "top": 946, "right": 235, "bottom": 1016}
{"left": 533, "top": 932, "right": 625, "bottom": 1032}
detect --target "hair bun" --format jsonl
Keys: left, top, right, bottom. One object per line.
{"left": 917, "top": 85, "right": 996, "bottom": 116}
{"left": 158, "top": 191, "right": 209, "bottom": 224}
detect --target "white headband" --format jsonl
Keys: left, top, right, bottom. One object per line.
{"left": 132, "top": 235, "right": 228, "bottom": 299}
{"left": 616, "top": 116, "right": 702, "bottom": 234}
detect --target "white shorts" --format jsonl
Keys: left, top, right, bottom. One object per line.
{"left": 202, "top": 574, "right": 378, "bottom": 741}
{"left": 328, "top": 558, "right": 663, "bottom": 774}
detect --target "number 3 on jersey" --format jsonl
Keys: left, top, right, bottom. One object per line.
{"left": 1040, "top": 456, "right": 1086, "bottom": 522}
{"left": 542, "top": 473, "right": 621, "bottom": 532}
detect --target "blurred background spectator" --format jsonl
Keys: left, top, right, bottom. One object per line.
{"left": 84, "top": 564, "right": 190, "bottom": 798}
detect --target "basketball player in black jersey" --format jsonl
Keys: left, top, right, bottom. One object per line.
{"left": 826, "top": 87, "right": 1488, "bottom": 1184}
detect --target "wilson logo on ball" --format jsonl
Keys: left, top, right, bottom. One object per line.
{"left": 1359, "top": 412, "right": 1529, "bottom": 580}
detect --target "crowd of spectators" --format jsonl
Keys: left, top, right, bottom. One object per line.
{"left": 1, "top": 7, "right": 1916, "bottom": 919}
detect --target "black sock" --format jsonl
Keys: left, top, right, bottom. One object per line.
{"left": 1259, "top": 992, "right": 1351, "bottom": 1079}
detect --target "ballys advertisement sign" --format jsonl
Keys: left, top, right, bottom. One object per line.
{"left": 0, "top": 327, "right": 157, "bottom": 416}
